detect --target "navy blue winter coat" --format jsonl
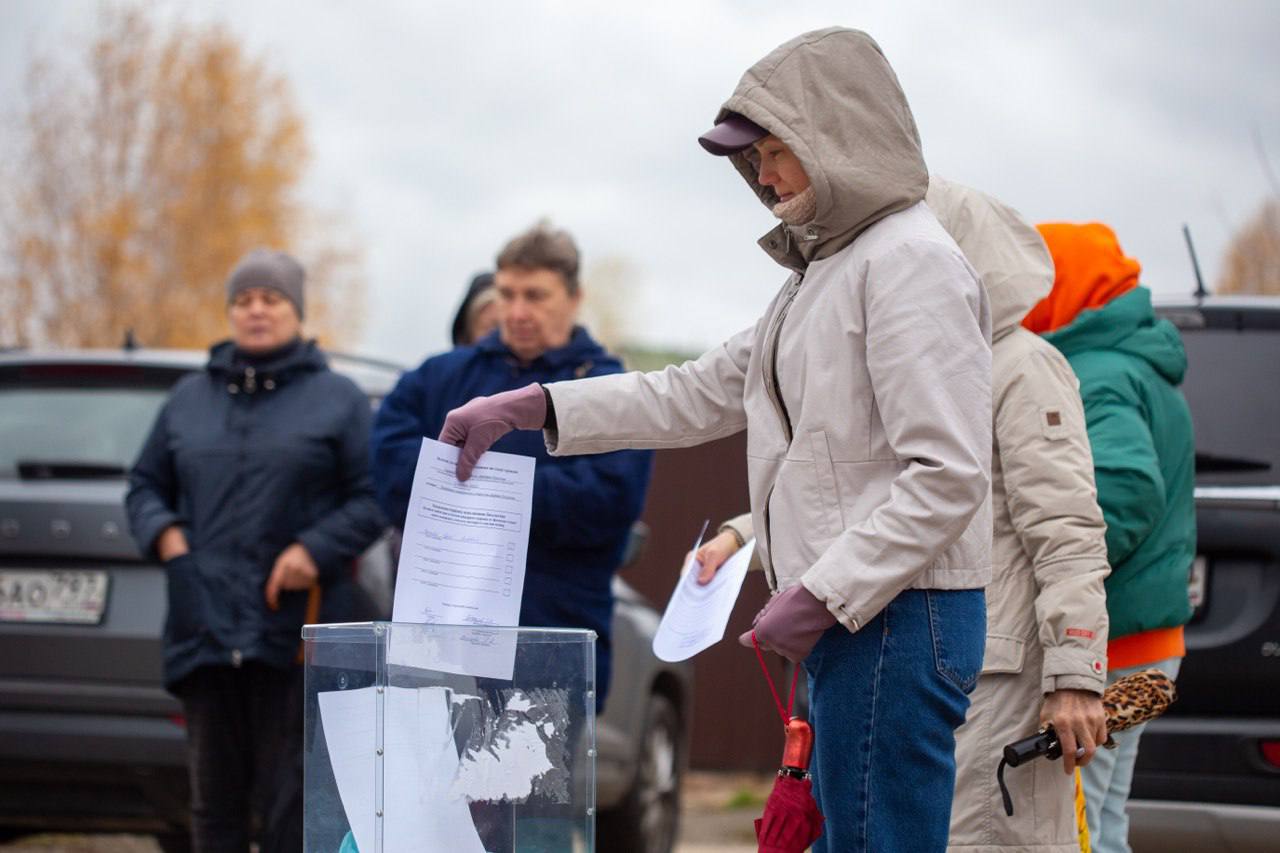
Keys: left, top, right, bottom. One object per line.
{"left": 127, "top": 339, "right": 385, "bottom": 688}
{"left": 370, "top": 327, "right": 653, "bottom": 702}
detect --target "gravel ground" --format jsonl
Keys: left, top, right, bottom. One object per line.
{"left": 676, "top": 771, "right": 773, "bottom": 852}
{"left": 0, "top": 771, "right": 776, "bottom": 853}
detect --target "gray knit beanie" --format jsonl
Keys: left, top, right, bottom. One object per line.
{"left": 225, "top": 248, "right": 306, "bottom": 318}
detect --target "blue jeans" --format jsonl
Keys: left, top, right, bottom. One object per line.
{"left": 1080, "top": 656, "right": 1182, "bottom": 853}
{"left": 804, "top": 588, "right": 985, "bottom": 853}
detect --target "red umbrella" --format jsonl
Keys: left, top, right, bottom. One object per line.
{"left": 755, "top": 762, "right": 824, "bottom": 851}
{"left": 752, "top": 634, "right": 825, "bottom": 852}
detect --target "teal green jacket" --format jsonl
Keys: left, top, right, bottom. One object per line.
{"left": 1042, "top": 287, "right": 1195, "bottom": 640}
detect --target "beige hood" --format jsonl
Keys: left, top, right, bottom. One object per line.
{"left": 717, "top": 27, "right": 928, "bottom": 270}
{"left": 925, "top": 176, "right": 1052, "bottom": 341}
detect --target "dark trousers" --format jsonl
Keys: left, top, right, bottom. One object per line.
{"left": 174, "top": 662, "right": 304, "bottom": 853}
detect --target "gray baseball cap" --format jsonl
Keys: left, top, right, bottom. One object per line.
{"left": 698, "top": 112, "right": 769, "bottom": 156}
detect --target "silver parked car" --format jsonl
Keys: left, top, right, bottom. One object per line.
{"left": 0, "top": 347, "right": 691, "bottom": 853}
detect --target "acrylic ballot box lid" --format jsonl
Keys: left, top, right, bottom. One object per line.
{"left": 302, "top": 622, "right": 597, "bottom": 853}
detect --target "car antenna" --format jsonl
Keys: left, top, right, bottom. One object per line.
{"left": 123, "top": 328, "right": 138, "bottom": 351}
{"left": 1182, "top": 224, "right": 1208, "bottom": 302}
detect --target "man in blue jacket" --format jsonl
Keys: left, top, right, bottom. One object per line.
{"left": 371, "top": 222, "right": 653, "bottom": 706}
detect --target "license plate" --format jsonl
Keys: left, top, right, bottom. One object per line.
{"left": 0, "top": 570, "right": 110, "bottom": 625}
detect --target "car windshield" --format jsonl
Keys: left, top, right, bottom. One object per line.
{"left": 1180, "top": 326, "right": 1280, "bottom": 486}
{"left": 0, "top": 385, "right": 169, "bottom": 480}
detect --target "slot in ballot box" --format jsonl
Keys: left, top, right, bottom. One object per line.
{"left": 303, "top": 623, "right": 596, "bottom": 853}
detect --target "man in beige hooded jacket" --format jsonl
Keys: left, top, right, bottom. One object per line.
{"left": 439, "top": 28, "right": 991, "bottom": 851}
{"left": 709, "top": 177, "right": 1111, "bottom": 851}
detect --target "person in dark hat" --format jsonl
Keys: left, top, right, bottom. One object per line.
{"left": 126, "top": 247, "right": 385, "bottom": 853}
{"left": 451, "top": 272, "right": 500, "bottom": 346}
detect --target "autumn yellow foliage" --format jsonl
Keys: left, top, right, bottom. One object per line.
{"left": 0, "top": 6, "right": 363, "bottom": 350}
{"left": 1218, "top": 199, "right": 1280, "bottom": 296}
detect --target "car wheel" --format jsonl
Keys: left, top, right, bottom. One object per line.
{"left": 597, "top": 692, "right": 683, "bottom": 853}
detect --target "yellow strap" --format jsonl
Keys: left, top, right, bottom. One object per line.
{"left": 1075, "top": 767, "right": 1090, "bottom": 853}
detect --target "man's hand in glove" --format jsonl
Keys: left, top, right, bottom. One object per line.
{"left": 439, "top": 383, "right": 547, "bottom": 480}
{"left": 739, "top": 583, "right": 836, "bottom": 664}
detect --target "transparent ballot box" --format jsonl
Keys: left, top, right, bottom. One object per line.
{"left": 303, "top": 623, "right": 596, "bottom": 853}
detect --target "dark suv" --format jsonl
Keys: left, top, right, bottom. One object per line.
{"left": 0, "top": 348, "right": 690, "bottom": 853}
{"left": 1127, "top": 298, "right": 1280, "bottom": 852}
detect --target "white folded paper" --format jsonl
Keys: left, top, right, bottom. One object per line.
{"left": 652, "top": 537, "right": 755, "bottom": 662}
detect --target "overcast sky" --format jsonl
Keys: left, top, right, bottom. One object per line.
{"left": 3, "top": 1, "right": 1278, "bottom": 364}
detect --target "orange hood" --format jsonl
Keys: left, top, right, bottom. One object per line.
{"left": 1023, "top": 222, "right": 1141, "bottom": 333}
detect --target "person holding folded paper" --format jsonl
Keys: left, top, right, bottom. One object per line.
{"left": 438, "top": 29, "right": 991, "bottom": 852}
{"left": 698, "top": 177, "right": 1114, "bottom": 853}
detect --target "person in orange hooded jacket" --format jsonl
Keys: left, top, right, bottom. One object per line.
{"left": 1026, "top": 223, "right": 1196, "bottom": 853}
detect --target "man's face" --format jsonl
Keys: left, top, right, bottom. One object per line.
{"left": 495, "top": 266, "right": 581, "bottom": 362}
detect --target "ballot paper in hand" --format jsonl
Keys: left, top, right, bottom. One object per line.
{"left": 390, "top": 437, "right": 535, "bottom": 679}
{"left": 652, "top": 530, "right": 756, "bottom": 662}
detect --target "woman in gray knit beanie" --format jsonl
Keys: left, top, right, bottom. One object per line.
{"left": 127, "top": 246, "right": 385, "bottom": 851}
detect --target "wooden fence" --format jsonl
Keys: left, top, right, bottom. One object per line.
{"left": 623, "top": 434, "right": 794, "bottom": 771}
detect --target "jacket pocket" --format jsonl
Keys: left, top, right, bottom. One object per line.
{"left": 163, "top": 553, "right": 207, "bottom": 644}
{"left": 808, "top": 430, "right": 844, "bottom": 536}
{"left": 927, "top": 589, "right": 986, "bottom": 693}
{"left": 980, "top": 633, "right": 1026, "bottom": 675}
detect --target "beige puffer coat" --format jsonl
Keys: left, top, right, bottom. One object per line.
{"left": 544, "top": 28, "right": 992, "bottom": 632}
{"left": 933, "top": 177, "right": 1109, "bottom": 852}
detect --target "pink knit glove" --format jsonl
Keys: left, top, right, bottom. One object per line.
{"left": 738, "top": 583, "right": 837, "bottom": 664}
{"left": 439, "top": 383, "right": 546, "bottom": 481}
